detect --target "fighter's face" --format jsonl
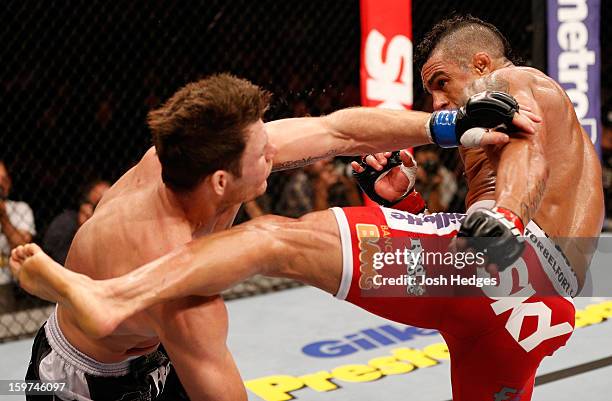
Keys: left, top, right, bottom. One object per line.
{"left": 232, "top": 119, "right": 277, "bottom": 201}
{"left": 421, "top": 52, "right": 479, "bottom": 111}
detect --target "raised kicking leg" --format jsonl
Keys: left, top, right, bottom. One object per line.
{"left": 10, "top": 210, "right": 343, "bottom": 338}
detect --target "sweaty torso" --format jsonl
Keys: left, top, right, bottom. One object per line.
{"left": 58, "top": 147, "right": 237, "bottom": 363}
{"left": 461, "top": 66, "right": 604, "bottom": 286}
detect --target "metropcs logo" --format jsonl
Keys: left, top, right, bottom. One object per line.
{"left": 364, "top": 29, "right": 412, "bottom": 109}
{"left": 555, "top": 0, "right": 598, "bottom": 144}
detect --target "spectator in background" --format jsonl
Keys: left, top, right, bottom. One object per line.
{"left": 414, "top": 145, "right": 458, "bottom": 212}
{"left": 43, "top": 179, "right": 110, "bottom": 264}
{"left": 308, "top": 160, "right": 362, "bottom": 211}
{"left": 275, "top": 159, "right": 362, "bottom": 218}
{"left": 0, "top": 160, "right": 36, "bottom": 279}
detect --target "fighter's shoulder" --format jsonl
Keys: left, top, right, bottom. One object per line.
{"left": 134, "top": 147, "right": 162, "bottom": 176}
{"left": 491, "top": 67, "right": 565, "bottom": 99}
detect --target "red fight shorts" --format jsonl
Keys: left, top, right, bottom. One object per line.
{"left": 330, "top": 206, "right": 578, "bottom": 401}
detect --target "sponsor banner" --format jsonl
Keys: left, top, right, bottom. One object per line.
{"left": 547, "top": 0, "right": 601, "bottom": 157}
{"left": 301, "top": 324, "right": 438, "bottom": 358}
{"left": 360, "top": 0, "right": 413, "bottom": 110}
{"left": 359, "top": 0, "right": 412, "bottom": 205}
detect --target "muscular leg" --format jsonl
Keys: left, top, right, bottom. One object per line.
{"left": 10, "top": 210, "right": 343, "bottom": 337}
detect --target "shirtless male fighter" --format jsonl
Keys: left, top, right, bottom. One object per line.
{"left": 10, "top": 68, "right": 529, "bottom": 400}
{"left": 12, "top": 16, "right": 603, "bottom": 400}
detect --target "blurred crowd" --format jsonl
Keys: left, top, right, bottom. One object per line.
{"left": 0, "top": 164, "right": 110, "bottom": 285}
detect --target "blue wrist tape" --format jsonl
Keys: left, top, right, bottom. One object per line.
{"left": 430, "top": 110, "right": 458, "bottom": 148}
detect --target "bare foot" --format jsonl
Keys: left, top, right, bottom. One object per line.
{"left": 10, "top": 244, "right": 122, "bottom": 338}
{"left": 10, "top": 244, "right": 73, "bottom": 303}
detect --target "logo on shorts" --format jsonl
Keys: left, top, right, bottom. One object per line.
{"left": 494, "top": 386, "right": 523, "bottom": 401}
{"left": 356, "top": 224, "right": 382, "bottom": 290}
{"left": 483, "top": 258, "right": 574, "bottom": 352}
{"left": 147, "top": 363, "right": 170, "bottom": 398}
{"left": 382, "top": 208, "right": 463, "bottom": 235}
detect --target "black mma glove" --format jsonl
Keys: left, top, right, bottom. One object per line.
{"left": 428, "top": 91, "right": 519, "bottom": 148}
{"left": 457, "top": 206, "right": 526, "bottom": 271}
{"left": 352, "top": 151, "right": 423, "bottom": 210}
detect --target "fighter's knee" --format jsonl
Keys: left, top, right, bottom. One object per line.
{"left": 239, "top": 215, "right": 299, "bottom": 272}
{"left": 242, "top": 214, "right": 296, "bottom": 234}
{"left": 239, "top": 211, "right": 338, "bottom": 278}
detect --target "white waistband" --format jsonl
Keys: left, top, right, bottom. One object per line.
{"left": 45, "top": 307, "right": 133, "bottom": 376}
{"left": 466, "top": 199, "right": 495, "bottom": 215}
{"left": 331, "top": 207, "right": 353, "bottom": 300}
{"left": 523, "top": 222, "right": 579, "bottom": 298}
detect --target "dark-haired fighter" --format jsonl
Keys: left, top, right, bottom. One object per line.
{"left": 12, "top": 72, "right": 528, "bottom": 401}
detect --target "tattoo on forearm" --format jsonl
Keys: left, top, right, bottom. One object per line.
{"left": 273, "top": 149, "right": 340, "bottom": 171}
{"left": 519, "top": 177, "right": 546, "bottom": 223}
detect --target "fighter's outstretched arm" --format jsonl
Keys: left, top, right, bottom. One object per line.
{"left": 266, "top": 109, "right": 431, "bottom": 170}
{"left": 266, "top": 105, "right": 538, "bottom": 171}
{"left": 10, "top": 211, "right": 343, "bottom": 338}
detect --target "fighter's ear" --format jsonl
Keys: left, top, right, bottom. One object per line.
{"left": 210, "top": 170, "right": 228, "bottom": 196}
{"left": 472, "top": 52, "right": 492, "bottom": 75}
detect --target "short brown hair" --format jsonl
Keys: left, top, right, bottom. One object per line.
{"left": 148, "top": 73, "right": 271, "bottom": 191}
